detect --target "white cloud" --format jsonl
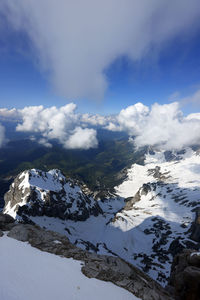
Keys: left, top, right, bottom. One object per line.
{"left": 109, "top": 103, "right": 149, "bottom": 134}
{"left": 38, "top": 138, "right": 52, "bottom": 148}
{"left": 107, "top": 102, "right": 200, "bottom": 150}
{"left": 1, "top": 0, "right": 200, "bottom": 99}
{"left": 186, "top": 112, "right": 200, "bottom": 120}
{"left": 2, "top": 101, "right": 200, "bottom": 151}
{"left": 64, "top": 127, "right": 97, "bottom": 150}
{"left": 0, "top": 108, "right": 21, "bottom": 121}
{"left": 168, "top": 91, "right": 180, "bottom": 102}
{"left": 16, "top": 103, "right": 98, "bottom": 149}
{"left": 81, "top": 113, "right": 113, "bottom": 128}
{"left": 180, "top": 89, "right": 200, "bottom": 105}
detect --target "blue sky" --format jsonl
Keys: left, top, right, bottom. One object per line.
{"left": 1, "top": 1, "right": 200, "bottom": 115}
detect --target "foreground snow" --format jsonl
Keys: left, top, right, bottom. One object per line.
{"left": 0, "top": 235, "right": 139, "bottom": 300}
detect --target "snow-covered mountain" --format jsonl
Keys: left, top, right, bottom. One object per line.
{"left": 3, "top": 148, "right": 200, "bottom": 287}
{"left": 3, "top": 169, "right": 102, "bottom": 221}
{"left": 112, "top": 148, "right": 200, "bottom": 284}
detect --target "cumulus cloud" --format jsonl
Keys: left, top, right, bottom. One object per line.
{"left": 1, "top": 0, "right": 200, "bottom": 99}
{"left": 16, "top": 103, "right": 98, "bottom": 149}
{"left": 0, "top": 108, "right": 21, "bottom": 121}
{"left": 107, "top": 102, "right": 200, "bottom": 150}
{"left": 81, "top": 113, "right": 113, "bottom": 128}
{"left": 2, "top": 101, "right": 200, "bottom": 151}
{"left": 106, "top": 103, "right": 149, "bottom": 134}
{"left": 64, "top": 127, "right": 97, "bottom": 150}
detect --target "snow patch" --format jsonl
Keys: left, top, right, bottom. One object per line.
{"left": 0, "top": 235, "right": 139, "bottom": 300}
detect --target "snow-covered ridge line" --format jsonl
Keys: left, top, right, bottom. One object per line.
{"left": 112, "top": 148, "right": 200, "bottom": 284}
{"left": 4, "top": 169, "right": 102, "bottom": 221}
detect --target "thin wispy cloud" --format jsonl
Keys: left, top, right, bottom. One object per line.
{"left": 1, "top": 0, "right": 200, "bottom": 100}
{"left": 168, "top": 91, "right": 180, "bottom": 102}
{"left": 180, "top": 89, "right": 200, "bottom": 106}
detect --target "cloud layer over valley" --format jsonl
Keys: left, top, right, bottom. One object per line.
{"left": 1, "top": 101, "right": 200, "bottom": 151}
{"left": 15, "top": 104, "right": 98, "bottom": 150}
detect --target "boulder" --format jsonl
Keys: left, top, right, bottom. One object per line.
{"left": 0, "top": 212, "right": 15, "bottom": 231}
{"left": 191, "top": 207, "right": 200, "bottom": 242}
{"left": 169, "top": 250, "right": 200, "bottom": 300}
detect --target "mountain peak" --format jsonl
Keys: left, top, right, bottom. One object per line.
{"left": 4, "top": 169, "right": 102, "bottom": 221}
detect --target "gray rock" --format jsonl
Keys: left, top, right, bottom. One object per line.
{"left": 82, "top": 255, "right": 171, "bottom": 300}
{"left": 191, "top": 207, "right": 200, "bottom": 242}
{"left": 8, "top": 224, "right": 32, "bottom": 242}
{"left": 3, "top": 169, "right": 102, "bottom": 222}
{"left": 183, "top": 265, "right": 200, "bottom": 282}
{"left": 0, "top": 212, "right": 15, "bottom": 231}
{"left": 0, "top": 213, "right": 15, "bottom": 224}
{"left": 124, "top": 192, "right": 141, "bottom": 211}
{"left": 0, "top": 229, "right": 3, "bottom": 237}
{"left": 169, "top": 249, "right": 200, "bottom": 300}
{"left": 7, "top": 223, "right": 172, "bottom": 300}
{"left": 188, "top": 253, "right": 200, "bottom": 267}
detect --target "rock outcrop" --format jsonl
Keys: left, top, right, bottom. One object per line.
{"left": 0, "top": 216, "right": 172, "bottom": 300}
{"left": 191, "top": 207, "right": 200, "bottom": 242}
{"left": 169, "top": 249, "right": 200, "bottom": 300}
{"left": 0, "top": 212, "right": 15, "bottom": 231}
{"left": 3, "top": 169, "right": 102, "bottom": 222}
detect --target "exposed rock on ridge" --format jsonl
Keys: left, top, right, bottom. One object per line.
{"left": 191, "top": 207, "right": 200, "bottom": 242}
{"left": 3, "top": 169, "right": 102, "bottom": 222}
{"left": 0, "top": 213, "right": 172, "bottom": 300}
{"left": 169, "top": 249, "right": 200, "bottom": 300}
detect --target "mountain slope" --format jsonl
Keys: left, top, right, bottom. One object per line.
{"left": 0, "top": 234, "right": 139, "bottom": 300}
{"left": 3, "top": 169, "right": 102, "bottom": 221}
{"left": 0, "top": 215, "right": 172, "bottom": 300}
{"left": 3, "top": 148, "right": 200, "bottom": 287}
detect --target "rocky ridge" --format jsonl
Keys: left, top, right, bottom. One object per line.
{"left": 191, "top": 207, "right": 200, "bottom": 242}
{"left": 169, "top": 249, "right": 200, "bottom": 300}
{"left": 3, "top": 169, "right": 102, "bottom": 222}
{"left": 0, "top": 213, "right": 171, "bottom": 300}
